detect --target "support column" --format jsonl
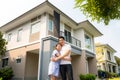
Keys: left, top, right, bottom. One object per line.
{"left": 110, "top": 64, "right": 113, "bottom": 72}
{"left": 79, "top": 50, "right": 87, "bottom": 74}
{"left": 72, "top": 55, "right": 81, "bottom": 80}
{"left": 88, "top": 56, "right": 97, "bottom": 75}
{"left": 38, "top": 37, "right": 58, "bottom": 80}
{"left": 38, "top": 39, "right": 52, "bottom": 80}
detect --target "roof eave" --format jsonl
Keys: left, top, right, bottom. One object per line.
{"left": 78, "top": 20, "right": 103, "bottom": 37}
{"left": 0, "top": 1, "right": 78, "bottom": 33}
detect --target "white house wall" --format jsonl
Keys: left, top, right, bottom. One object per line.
{"left": 39, "top": 14, "right": 47, "bottom": 39}
{"left": 60, "top": 22, "right": 64, "bottom": 32}
{"left": 5, "top": 14, "right": 47, "bottom": 50}
{"left": 6, "top": 21, "right": 30, "bottom": 50}
{"left": 74, "top": 28, "right": 85, "bottom": 49}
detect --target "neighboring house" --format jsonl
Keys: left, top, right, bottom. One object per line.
{"left": 114, "top": 56, "right": 120, "bottom": 75}
{"left": 0, "top": 1, "right": 102, "bottom": 80}
{"left": 95, "top": 43, "right": 117, "bottom": 73}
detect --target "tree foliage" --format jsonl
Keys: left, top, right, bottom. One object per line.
{"left": 75, "top": 0, "right": 120, "bottom": 25}
{"left": 115, "top": 56, "right": 120, "bottom": 66}
{"left": 0, "top": 67, "right": 13, "bottom": 80}
{"left": 0, "top": 32, "right": 7, "bottom": 56}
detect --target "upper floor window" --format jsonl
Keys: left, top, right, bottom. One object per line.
{"left": 85, "top": 35, "right": 92, "bottom": 50}
{"left": 17, "top": 29, "right": 23, "bottom": 42}
{"left": 107, "top": 51, "right": 111, "bottom": 60}
{"left": 64, "top": 30, "right": 71, "bottom": 43}
{"left": 31, "top": 22, "right": 40, "bottom": 34}
{"left": 2, "top": 58, "right": 8, "bottom": 67}
{"left": 102, "top": 49, "right": 104, "bottom": 55}
{"left": 8, "top": 33, "right": 12, "bottom": 42}
{"left": 48, "top": 16, "right": 53, "bottom": 32}
{"left": 64, "top": 25, "right": 71, "bottom": 43}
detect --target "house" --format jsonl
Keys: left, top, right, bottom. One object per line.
{"left": 0, "top": 1, "right": 102, "bottom": 80}
{"left": 95, "top": 43, "right": 117, "bottom": 73}
{"left": 114, "top": 56, "right": 120, "bottom": 75}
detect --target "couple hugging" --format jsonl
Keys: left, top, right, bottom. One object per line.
{"left": 48, "top": 36, "right": 73, "bottom": 80}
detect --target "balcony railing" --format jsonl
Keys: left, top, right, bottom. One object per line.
{"left": 60, "top": 31, "right": 81, "bottom": 47}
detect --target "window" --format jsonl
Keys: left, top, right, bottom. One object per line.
{"left": 31, "top": 22, "right": 40, "bottom": 34}
{"left": 8, "top": 33, "right": 12, "bottom": 41}
{"left": 17, "top": 29, "right": 22, "bottom": 42}
{"left": 2, "top": 58, "right": 8, "bottom": 67}
{"left": 85, "top": 35, "right": 92, "bottom": 50}
{"left": 64, "top": 25, "right": 72, "bottom": 43}
{"left": 113, "top": 66, "right": 116, "bottom": 73}
{"left": 108, "top": 64, "right": 111, "bottom": 72}
{"left": 107, "top": 51, "right": 111, "bottom": 60}
{"left": 48, "top": 18, "right": 53, "bottom": 32}
{"left": 64, "top": 30, "right": 71, "bottom": 43}
{"left": 16, "top": 58, "right": 21, "bottom": 63}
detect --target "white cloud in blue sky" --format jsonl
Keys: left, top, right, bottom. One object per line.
{"left": 0, "top": 0, "right": 120, "bottom": 57}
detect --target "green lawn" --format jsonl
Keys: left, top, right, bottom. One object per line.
{"left": 109, "top": 78, "right": 120, "bottom": 80}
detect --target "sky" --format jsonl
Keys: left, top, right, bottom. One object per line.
{"left": 0, "top": 0, "right": 120, "bottom": 57}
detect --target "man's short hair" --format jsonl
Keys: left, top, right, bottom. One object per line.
{"left": 58, "top": 36, "right": 65, "bottom": 40}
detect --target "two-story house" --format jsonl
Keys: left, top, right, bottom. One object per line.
{"left": 0, "top": 1, "right": 102, "bottom": 80}
{"left": 95, "top": 43, "right": 117, "bottom": 73}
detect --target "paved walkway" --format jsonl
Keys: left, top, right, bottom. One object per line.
{"left": 96, "top": 77, "right": 107, "bottom": 80}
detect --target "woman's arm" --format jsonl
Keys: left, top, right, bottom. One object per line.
{"left": 55, "top": 49, "right": 70, "bottom": 61}
{"left": 62, "top": 57, "right": 71, "bottom": 61}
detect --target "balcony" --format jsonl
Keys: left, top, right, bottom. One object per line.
{"left": 60, "top": 31, "right": 81, "bottom": 47}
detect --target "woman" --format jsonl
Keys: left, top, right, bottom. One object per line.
{"left": 48, "top": 43, "right": 71, "bottom": 80}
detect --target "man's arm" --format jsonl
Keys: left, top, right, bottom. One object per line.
{"left": 63, "top": 57, "right": 71, "bottom": 61}
{"left": 55, "top": 49, "right": 70, "bottom": 61}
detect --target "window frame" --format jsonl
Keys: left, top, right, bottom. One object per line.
{"left": 64, "top": 29, "right": 71, "bottom": 43}
{"left": 48, "top": 16, "right": 54, "bottom": 32}
{"left": 17, "top": 29, "right": 23, "bottom": 42}
{"left": 2, "top": 58, "right": 8, "bottom": 67}
{"left": 107, "top": 50, "right": 111, "bottom": 60}
{"left": 30, "top": 21, "right": 40, "bottom": 34}
{"left": 16, "top": 58, "right": 21, "bottom": 64}
{"left": 8, "top": 33, "right": 12, "bottom": 42}
{"left": 85, "top": 34, "right": 92, "bottom": 50}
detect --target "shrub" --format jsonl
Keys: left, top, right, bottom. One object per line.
{"left": 85, "top": 74, "right": 96, "bottom": 80}
{"left": 0, "top": 67, "right": 13, "bottom": 80}
{"left": 105, "top": 71, "right": 111, "bottom": 78}
{"left": 98, "top": 70, "right": 119, "bottom": 79}
{"left": 79, "top": 74, "right": 96, "bottom": 80}
{"left": 111, "top": 73, "right": 118, "bottom": 77}
{"left": 79, "top": 74, "right": 86, "bottom": 80}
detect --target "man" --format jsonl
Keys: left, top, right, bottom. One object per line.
{"left": 53, "top": 36, "right": 73, "bottom": 80}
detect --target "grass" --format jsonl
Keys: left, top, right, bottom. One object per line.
{"left": 109, "top": 78, "right": 120, "bottom": 80}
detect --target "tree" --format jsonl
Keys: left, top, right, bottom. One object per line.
{"left": 0, "top": 31, "right": 7, "bottom": 56}
{"left": 115, "top": 56, "right": 120, "bottom": 66}
{"left": 75, "top": 0, "right": 120, "bottom": 25}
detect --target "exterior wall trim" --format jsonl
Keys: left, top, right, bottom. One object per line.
{"left": 7, "top": 41, "right": 40, "bottom": 51}
{"left": 85, "top": 50, "right": 95, "bottom": 57}
{"left": 106, "top": 60, "right": 117, "bottom": 65}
